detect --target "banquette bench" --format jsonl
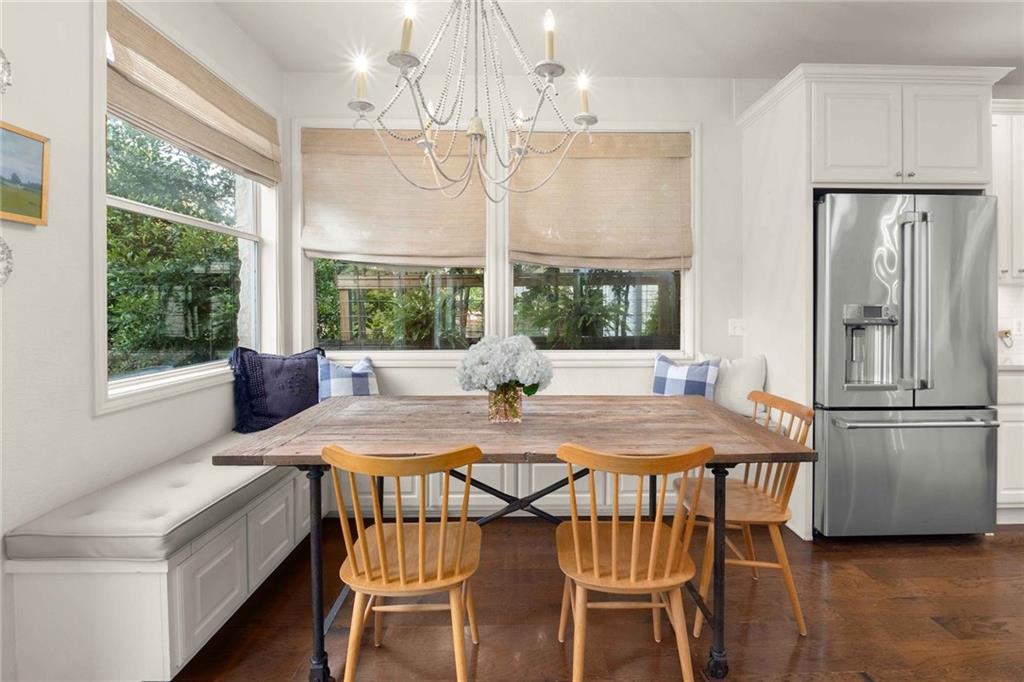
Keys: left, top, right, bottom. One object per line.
{"left": 4, "top": 432, "right": 320, "bottom": 681}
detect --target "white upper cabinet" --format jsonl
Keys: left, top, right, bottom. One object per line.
{"left": 902, "top": 84, "right": 991, "bottom": 185}
{"left": 811, "top": 83, "right": 903, "bottom": 183}
{"left": 991, "top": 103, "right": 1024, "bottom": 283}
{"left": 792, "top": 65, "right": 1012, "bottom": 187}
{"left": 993, "top": 114, "right": 1014, "bottom": 280}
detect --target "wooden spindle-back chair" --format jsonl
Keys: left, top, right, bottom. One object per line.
{"left": 686, "top": 390, "right": 814, "bottom": 638}
{"left": 322, "top": 444, "right": 484, "bottom": 682}
{"left": 555, "top": 442, "right": 715, "bottom": 682}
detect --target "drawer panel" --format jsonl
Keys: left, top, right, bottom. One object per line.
{"left": 247, "top": 483, "right": 295, "bottom": 589}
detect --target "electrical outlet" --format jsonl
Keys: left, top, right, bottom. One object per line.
{"left": 728, "top": 319, "right": 745, "bottom": 337}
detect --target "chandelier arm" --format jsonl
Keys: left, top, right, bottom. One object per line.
{"left": 475, "top": 152, "right": 510, "bottom": 203}
{"left": 476, "top": 80, "right": 557, "bottom": 185}
{"left": 403, "top": 73, "right": 484, "bottom": 184}
{"left": 499, "top": 131, "right": 585, "bottom": 194}
{"left": 365, "top": 119, "right": 475, "bottom": 191}
{"left": 430, "top": 150, "right": 477, "bottom": 200}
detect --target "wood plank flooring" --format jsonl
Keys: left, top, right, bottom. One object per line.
{"left": 177, "top": 521, "right": 1024, "bottom": 681}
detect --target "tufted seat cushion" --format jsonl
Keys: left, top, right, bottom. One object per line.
{"left": 5, "top": 432, "right": 290, "bottom": 561}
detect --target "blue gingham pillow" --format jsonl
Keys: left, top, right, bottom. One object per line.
{"left": 317, "top": 356, "right": 379, "bottom": 401}
{"left": 652, "top": 354, "right": 720, "bottom": 399}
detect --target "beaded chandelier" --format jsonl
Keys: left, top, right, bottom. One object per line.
{"left": 348, "top": 1, "right": 597, "bottom": 202}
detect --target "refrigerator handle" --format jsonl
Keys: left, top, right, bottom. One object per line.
{"left": 832, "top": 416, "right": 1000, "bottom": 430}
{"left": 898, "top": 211, "right": 932, "bottom": 391}
{"left": 917, "top": 212, "right": 933, "bottom": 389}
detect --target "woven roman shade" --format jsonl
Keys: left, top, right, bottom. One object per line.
{"left": 509, "top": 132, "right": 692, "bottom": 270}
{"left": 300, "top": 128, "right": 485, "bottom": 267}
{"left": 106, "top": 1, "right": 282, "bottom": 186}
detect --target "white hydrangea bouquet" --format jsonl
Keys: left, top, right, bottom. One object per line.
{"left": 456, "top": 335, "right": 553, "bottom": 423}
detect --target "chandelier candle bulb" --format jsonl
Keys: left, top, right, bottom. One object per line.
{"left": 400, "top": 1, "right": 416, "bottom": 53}
{"left": 577, "top": 72, "right": 590, "bottom": 113}
{"left": 544, "top": 10, "right": 555, "bottom": 60}
{"left": 354, "top": 54, "right": 369, "bottom": 101}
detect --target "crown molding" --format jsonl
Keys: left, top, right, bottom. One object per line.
{"left": 738, "top": 63, "right": 1016, "bottom": 128}
{"left": 993, "top": 98, "right": 1024, "bottom": 115}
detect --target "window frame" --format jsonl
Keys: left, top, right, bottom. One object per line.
{"left": 295, "top": 118, "right": 700, "bottom": 369}
{"left": 92, "top": 3, "right": 279, "bottom": 415}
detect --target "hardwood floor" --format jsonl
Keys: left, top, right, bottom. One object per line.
{"left": 177, "top": 520, "right": 1024, "bottom": 681}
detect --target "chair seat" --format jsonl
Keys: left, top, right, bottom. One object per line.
{"left": 341, "top": 522, "right": 481, "bottom": 595}
{"left": 675, "top": 477, "right": 792, "bottom": 524}
{"left": 556, "top": 521, "right": 696, "bottom": 593}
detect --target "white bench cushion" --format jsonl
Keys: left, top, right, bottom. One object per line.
{"left": 5, "top": 433, "right": 290, "bottom": 561}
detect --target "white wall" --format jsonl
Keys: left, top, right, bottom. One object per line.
{"left": 284, "top": 73, "right": 765, "bottom": 392}
{"left": 0, "top": 2, "right": 283, "bottom": 676}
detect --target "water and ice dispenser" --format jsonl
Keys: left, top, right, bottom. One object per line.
{"left": 842, "top": 304, "right": 898, "bottom": 389}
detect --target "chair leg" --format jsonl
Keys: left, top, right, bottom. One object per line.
{"left": 344, "top": 591, "right": 369, "bottom": 682}
{"left": 572, "top": 584, "right": 589, "bottom": 682}
{"left": 669, "top": 588, "right": 695, "bottom": 682}
{"left": 558, "top": 576, "right": 572, "bottom": 643}
{"left": 652, "top": 593, "right": 662, "bottom": 643}
{"left": 449, "top": 586, "right": 468, "bottom": 682}
{"left": 693, "top": 522, "right": 714, "bottom": 638}
{"left": 742, "top": 524, "right": 759, "bottom": 580}
{"left": 768, "top": 523, "right": 807, "bottom": 636}
{"left": 464, "top": 581, "right": 480, "bottom": 645}
{"left": 373, "top": 596, "right": 383, "bottom": 647}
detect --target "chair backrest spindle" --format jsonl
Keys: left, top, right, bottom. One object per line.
{"left": 321, "top": 444, "right": 482, "bottom": 589}
{"left": 557, "top": 443, "right": 714, "bottom": 588}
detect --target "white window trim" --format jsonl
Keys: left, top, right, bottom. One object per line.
{"left": 91, "top": 1, "right": 280, "bottom": 415}
{"left": 291, "top": 117, "right": 702, "bottom": 368}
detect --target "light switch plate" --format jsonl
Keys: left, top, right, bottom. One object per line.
{"left": 728, "top": 319, "right": 745, "bottom": 337}
{"left": 1013, "top": 319, "right": 1024, "bottom": 337}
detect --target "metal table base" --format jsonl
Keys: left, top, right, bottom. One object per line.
{"left": 300, "top": 463, "right": 733, "bottom": 681}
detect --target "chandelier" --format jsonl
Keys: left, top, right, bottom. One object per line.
{"left": 347, "top": 1, "right": 597, "bottom": 202}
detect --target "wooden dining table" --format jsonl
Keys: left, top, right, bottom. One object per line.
{"left": 214, "top": 395, "right": 816, "bottom": 681}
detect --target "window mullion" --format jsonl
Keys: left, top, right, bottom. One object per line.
{"left": 484, "top": 116, "right": 511, "bottom": 338}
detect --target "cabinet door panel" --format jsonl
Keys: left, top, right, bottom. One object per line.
{"left": 903, "top": 84, "right": 990, "bottom": 184}
{"left": 247, "top": 483, "right": 295, "bottom": 589}
{"left": 992, "top": 115, "right": 1014, "bottom": 280}
{"left": 177, "top": 518, "right": 247, "bottom": 662}
{"left": 997, "top": 407, "right": 1024, "bottom": 507}
{"left": 1013, "top": 117, "right": 1024, "bottom": 279}
{"left": 811, "top": 82, "right": 902, "bottom": 183}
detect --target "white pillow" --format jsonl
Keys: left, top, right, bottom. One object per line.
{"left": 700, "top": 354, "right": 766, "bottom": 415}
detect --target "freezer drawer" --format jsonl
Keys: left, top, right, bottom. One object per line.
{"left": 814, "top": 408, "right": 998, "bottom": 536}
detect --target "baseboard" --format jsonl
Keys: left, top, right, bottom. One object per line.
{"left": 997, "top": 507, "right": 1024, "bottom": 525}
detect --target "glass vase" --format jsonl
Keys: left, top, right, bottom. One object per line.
{"left": 488, "top": 384, "right": 524, "bottom": 423}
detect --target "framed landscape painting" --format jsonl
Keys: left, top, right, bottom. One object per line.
{"left": 1, "top": 121, "right": 50, "bottom": 226}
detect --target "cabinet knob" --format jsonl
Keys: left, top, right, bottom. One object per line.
{"left": 1002, "top": 269, "right": 1011, "bottom": 274}
{"left": 907, "top": 171, "right": 917, "bottom": 177}
{"left": 895, "top": 171, "right": 903, "bottom": 177}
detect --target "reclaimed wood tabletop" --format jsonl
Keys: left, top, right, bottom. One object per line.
{"left": 213, "top": 395, "right": 816, "bottom": 467}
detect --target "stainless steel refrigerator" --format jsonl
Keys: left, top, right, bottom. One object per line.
{"left": 814, "top": 193, "right": 999, "bottom": 536}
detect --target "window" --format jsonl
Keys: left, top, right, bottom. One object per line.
{"left": 513, "top": 264, "right": 681, "bottom": 350}
{"left": 106, "top": 116, "right": 258, "bottom": 379}
{"left": 314, "top": 260, "right": 483, "bottom": 350}
{"left": 304, "top": 129, "right": 692, "bottom": 354}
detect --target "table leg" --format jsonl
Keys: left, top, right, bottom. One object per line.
{"left": 706, "top": 464, "right": 731, "bottom": 679}
{"left": 304, "top": 466, "right": 332, "bottom": 682}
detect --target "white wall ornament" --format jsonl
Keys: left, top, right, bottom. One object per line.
{"left": 0, "top": 235, "right": 12, "bottom": 286}
{"left": 0, "top": 47, "right": 12, "bottom": 92}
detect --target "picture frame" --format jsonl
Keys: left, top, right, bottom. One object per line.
{"left": 1, "top": 121, "right": 50, "bottom": 226}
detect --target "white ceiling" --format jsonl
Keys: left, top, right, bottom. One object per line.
{"left": 219, "top": 1, "right": 1024, "bottom": 84}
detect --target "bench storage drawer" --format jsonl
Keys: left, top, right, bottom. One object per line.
{"left": 176, "top": 516, "right": 248, "bottom": 665}
{"left": 248, "top": 481, "right": 295, "bottom": 589}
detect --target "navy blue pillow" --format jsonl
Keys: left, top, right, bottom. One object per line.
{"left": 229, "top": 347, "right": 323, "bottom": 433}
